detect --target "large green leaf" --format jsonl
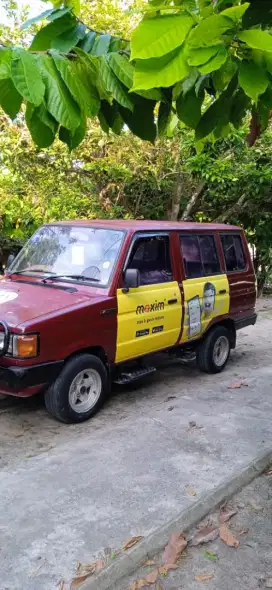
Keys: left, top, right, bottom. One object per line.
{"left": 157, "top": 101, "right": 172, "bottom": 136}
{"left": 213, "top": 58, "right": 237, "bottom": 91}
{"left": 132, "top": 46, "right": 190, "bottom": 91}
{"left": 0, "top": 78, "right": 22, "bottom": 118}
{"left": 0, "top": 49, "right": 12, "bottom": 79}
{"left": 51, "top": 23, "right": 86, "bottom": 52}
{"left": 21, "top": 8, "right": 54, "bottom": 30}
{"left": 52, "top": 51, "right": 100, "bottom": 117}
{"left": 199, "top": 46, "right": 228, "bottom": 74}
{"left": 99, "top": 100, "right": 124, "bottom": 135}
{"left": 25, "top": 102, "right": 57, "bottom": 148}
{"left": 238, "top": 29, "right": 272, "bottom": 53}
{"left": 91, "top": 34, "right": 112, "bottom": 56}
{"left": 131, "top": 13, "right": 194, "bottom": 60}
{"left": 59, "top": 117, "right": 86, "bottom": 150}
{"left": 99, "top": 56, "right": 134, "bottom": 110}
{"left": 120, "top": 97, "right": 156, "bottom": 142}
{"left": 176, "top": 87, "right": 203, "bottom": 129}
{"left": 30, "top": 14, "right": 76, "bottom": 51}
{"left": 221, "top": 3, "right": 249, "bottom": 21}
{"left": 239, "top": 61, "right": 268, "bottom": 102}
{"left": 230, "top": 89, "right": 250, "bottom": 128}
{"left": 187, "top": 45, "right": 221, "bottom": 67}
{"left": 11, "top": 49, "right": 45, "bottom": 106}
{"left": 195, "top": 75, "right": 237, "bottom": 140}
{"left": 39, "top": 55, "right": 81, "bottom": 131}
{"left": 187, "top": 14, "right": 233, "bottom": 48}
{"left": 107, "top": 53, "right": 134, "bottom": 89}
{"left": 78, "top": 31, "right": 96, "bottom": 53}
{"left": 48, "top": 7, "right": 73, "bottom": 21}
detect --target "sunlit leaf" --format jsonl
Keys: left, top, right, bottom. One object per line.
{"left": 11, "top": 49, "right": 45, "bottom": 106}
{"left": 131, "top": 13, "right": 194, "bottom": 60}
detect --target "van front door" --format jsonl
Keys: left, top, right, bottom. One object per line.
{"left": 116, "top": 234, "right": 182, "bottom": 363}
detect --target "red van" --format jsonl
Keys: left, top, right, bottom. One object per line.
{"left": 0, "top": 220, "right": 256, "bottom": 423}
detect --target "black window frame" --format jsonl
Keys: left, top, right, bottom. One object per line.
{"left": 180, "top": 233, "right": 222, "bottom": 280}
{"left": 123, "top": 231, "right": 173, "bottom": 286}
{"left": 220, "top": 232, "right": 247, "bottom": 274}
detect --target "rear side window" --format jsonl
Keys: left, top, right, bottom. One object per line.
{"left": 221, "top": 234, "right": 246, "bottom": 272}
{"left": 180, "top": 235, "right": 221, "bottom": 279}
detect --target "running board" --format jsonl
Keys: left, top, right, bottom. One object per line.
{"left": 113, "top": 366, "right": 156, "bottom": 385}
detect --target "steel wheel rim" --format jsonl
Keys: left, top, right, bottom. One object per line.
{"left": 213, "top": 335, "right": 229, "bottom": 367}
{"left": 68, "top": 369, "right": 102, "bottom": 413}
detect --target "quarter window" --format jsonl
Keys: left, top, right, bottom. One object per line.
{"left": 180, "top": 235, "right": 221, "bottom": 279}
{"left": 221, "top": 234, "right": 246, "bottom": 272}
{"left": 126, "top": 235, "right": 173, "bottom": 285}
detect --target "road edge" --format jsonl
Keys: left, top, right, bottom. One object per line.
{"left": 81, "top": 447, "right": 272, "bottom": 590}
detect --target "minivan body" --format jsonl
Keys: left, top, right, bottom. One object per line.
{"left": 0, "top": 220, "right": 257, "bottom": 422}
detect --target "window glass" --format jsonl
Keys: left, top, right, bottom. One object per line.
{"left": 180, "top": 235, "right": 221, "bottom": 279}
{"left": 199, "top": 235, "right": 221, "bottom": 275}
{"left": 127, "top": 236, "right": 173, "bottom": 285}
{"left": 221, "top": 234, "right": 246, "bottom": 272}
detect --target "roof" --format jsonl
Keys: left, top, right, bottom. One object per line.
{"left": 49, "top": 219, "right": 241, "bottom": 232}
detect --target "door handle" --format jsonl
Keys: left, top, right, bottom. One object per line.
{"left": 168, "top": 298, "right": 178, "bottom": 305}
{"left": 219, "top": 289, "right": 227, "bottom": 294}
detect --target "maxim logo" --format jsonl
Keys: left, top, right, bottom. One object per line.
{"left": 136, "top": 302, "right": 164, "bottom": 314}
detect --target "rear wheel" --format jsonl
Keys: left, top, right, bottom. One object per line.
{"left": 45, "top": 353, "right": 109, "bottom": 423}
{"left": 196, "top": 325, "right": 231, "bottom": 374}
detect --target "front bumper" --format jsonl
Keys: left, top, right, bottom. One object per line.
{"left": 0, "top": 361, "right": 64, "bottom": 393}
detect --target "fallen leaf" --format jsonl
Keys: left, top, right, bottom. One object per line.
{"left": 191, "top": 526, "right": 218, "bottom": 546}
{"left": 142, "top": 559, "right": 156, "bottom": 567}
{"left": 165, "top": 396, "right": 177, "bottom": 402}
{"left": 145, "top": 570, "right": 158, "bottom": 584}
{"left": 265, "top": 579, "right": 272, "bottom": 588}
{"left": 57, "top": 582, "right": 70, "bottom": 590}
{"left": 237, "top": 529, "right": 249, "bottom": 536}
{"left": 219, "top": 506, "right": 237, "bottom": 523}
{"left": 71, "top": 574, "right": 92, "bottom": 587}
{"left": 124, "top": 536, "right": 143, "bottom": 550}
{"left": 228, "top": 382, "right": 248, "bottom": 389}
{"left": 203, "top": 550, "right": 218, "bottom": 562}
{"left": 195, "top": 572, "right": 214, "bottom": 582}
{"left": 158, "top": 564, "right": 178, "bottom": 575}
{"left": 264, "top": 469, "right": 272, "bottom": 476}
{"left": 189, "top": 421, "right": 197, "bottom": 427}
{"left": 185, "top": 485, "right": 197, "bottom": 496}
{"left": 219, "top": 525, "right": 239, "bottom": 548}
{"left": 130, "top": 579, "right": 150, "bottom": 589}
{"left": 162, "top": 532, "right": 187, "bottom": 564}
{"left": 96, "top": 559, "right": 104, "bottom": 572}
{"left": 168, "top": 406, "right": 174, "bottom": 411}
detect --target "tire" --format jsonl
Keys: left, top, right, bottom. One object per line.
{"left": 44, "top": 353, "right": 109, "bottom": 424}
{"left": 196, "top": 325, "right": 231, "bottom": 374}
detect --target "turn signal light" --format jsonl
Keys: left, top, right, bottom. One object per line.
{"left": 13, "top": 334, "right": 39, "bottom": 358}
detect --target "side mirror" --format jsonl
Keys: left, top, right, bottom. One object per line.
{"left": 123, "top": 268, "right": 140, "bottom": 292}
{"left": 6, "top": 254, "right": 15, "bottom": 269}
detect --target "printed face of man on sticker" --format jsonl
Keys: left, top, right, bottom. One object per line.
{"left": 203, "top": 282, "right": 216, "bottom": 316}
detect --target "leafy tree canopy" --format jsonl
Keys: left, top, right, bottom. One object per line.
{"left": 1, "top": 0, "right": 272, "bottom": 149}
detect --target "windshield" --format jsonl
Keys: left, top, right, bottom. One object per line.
{"left": 9, "top": 225, "right": 124, "bottom": 286}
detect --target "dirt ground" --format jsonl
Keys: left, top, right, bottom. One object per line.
{"left": 1, "top": 296, "right": 271, "bottom": 471}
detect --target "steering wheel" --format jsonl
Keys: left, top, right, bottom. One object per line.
{"left": 82, "top": 265, "right": 101, "bottom": 280}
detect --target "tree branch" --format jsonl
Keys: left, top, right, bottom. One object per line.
{"left": 181, "top": 180, "right": 206, "bottom": 221}
{"left": 215, "top": 193, "right": 247, "bottom": 223}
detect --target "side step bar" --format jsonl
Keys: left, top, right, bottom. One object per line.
{"left": 113, "top": 366, "right": 156, "bottom": 385}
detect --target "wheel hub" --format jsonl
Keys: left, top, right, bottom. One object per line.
{"left": 69, "top": 369, "right": 102, "bottom": 413}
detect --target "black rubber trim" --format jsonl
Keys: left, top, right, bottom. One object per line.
{"left": 234, "top": 313, "right": 257, "bottom": 331}
{"left": 0, "top": 320, "right": 10, "bottom": 357}
{"left": 100, "top": 308, "right": 117, "bottom": 316}
{"left": 0, "top": 360, "right": 64, "bottom": 392}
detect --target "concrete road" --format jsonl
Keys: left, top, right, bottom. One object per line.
{"left": 0, "top": 299, "right": 272, "bottom": 590}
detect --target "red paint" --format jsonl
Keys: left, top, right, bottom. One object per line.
{"left": 0, "top": 220, "right": 256, "bottom": 398}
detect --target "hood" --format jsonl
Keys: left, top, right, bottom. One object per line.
{"left": 0, "top": 279, "right": 95, "bottom": 329}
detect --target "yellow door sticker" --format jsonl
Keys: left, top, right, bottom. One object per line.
{"left": 116, "top": 281, "right": 182, "bottom": 363}
{"left": 180, "top": 274, "right": 230, "bottom": 343}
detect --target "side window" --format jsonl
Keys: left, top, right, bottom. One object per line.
{"left": 180, "top": 234, "right": 221, "bottom": 279}
{"left": 221, "top": 234, "right": 246, "bottom": 272}
{"left": 127, "top": 235, "right": 173, "bottom": 285}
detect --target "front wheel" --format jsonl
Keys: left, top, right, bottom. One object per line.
{"left": 45, "top": 353, "right": 109, "bottom": 423}
{"left": 196, "top": 325, "right": 231, "bottom": 374}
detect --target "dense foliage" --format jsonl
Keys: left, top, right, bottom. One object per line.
{"left": 2, "top": 0, "right": 272, "bottom": 148}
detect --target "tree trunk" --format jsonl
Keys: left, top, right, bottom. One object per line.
{"left": 215, "top": 193, "right": 247, "bottom": 223}
{"left": 167, "top": 174, "right": 183, "bottom": 220}
{"left": 181, "top": 181, "right": 206, "bottom": 221}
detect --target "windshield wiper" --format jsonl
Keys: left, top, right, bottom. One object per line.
{"left": 42, "top": 274, "right": 100, "bottom": 283}
{"left": 7, "top": 269, "right": 53, "bottom": 277}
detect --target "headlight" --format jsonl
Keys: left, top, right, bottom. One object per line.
{"left": 12, "top": 334, "right": 39, "bottom": 358}
{"left": 0, "top": 332, "right": 12, "bottom": 354}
